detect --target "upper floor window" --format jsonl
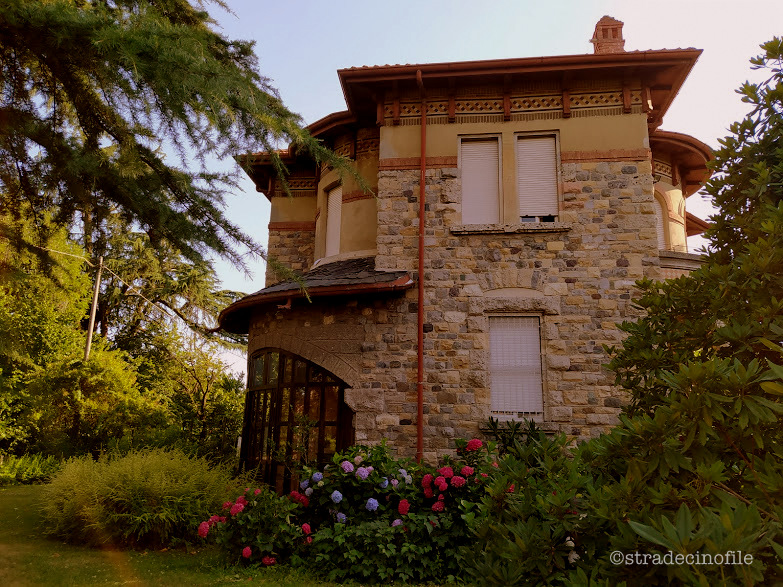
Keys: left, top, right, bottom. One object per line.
{"left": 489, "top": 315, "right": 544, "bottom": 420}
{"left": 325, "top": 184, "right": 342, "bottom": 257}
{"left": 654, "top": 194, "right": 668, "bottom": 250}
{"left": 460, "top": 137, "right": 501, "bottom": 224}
{"left": 516, "top": 134, "right": 559, "bottom": 222}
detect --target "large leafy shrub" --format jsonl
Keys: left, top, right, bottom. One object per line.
{"left": 0, "top": 453, "right": 60, "bottom": 485}
{"left": 40, "top": 448, "right": 235, "bottom": 548}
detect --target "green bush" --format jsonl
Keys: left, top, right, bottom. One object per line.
{"left": 0, "top": 453, "right": 60, "bottom": 485}
{"left": 40, "top": 448, "right": 236, "bottom": 548}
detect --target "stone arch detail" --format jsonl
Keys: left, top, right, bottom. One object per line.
{"left": 250, "top": 332, "right": 360, "bottom": 389}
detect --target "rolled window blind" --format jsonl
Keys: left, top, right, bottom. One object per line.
{"left": 655, "top": 197, "right": 667, "bottom": 249}
{"left": 325, "top": 185, "right": 342, "bottom": 257}
{"left": 489, "top": 316, "right": 543, "bottom": 415}
{"left": 516, "top": 136, "right": 558, "bottom": 218}
{"left": 461, "top": 138, "right": 500, "bottom": 224}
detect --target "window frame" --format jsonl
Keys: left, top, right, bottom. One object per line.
{"left": 458, "top": 134, "right": 503, "bottom": 225}
{"left": 514, "top": 131, "right": 561, "bottom": 223}
{"left": 488, "top": 314, "right": 545, "bottom": 422}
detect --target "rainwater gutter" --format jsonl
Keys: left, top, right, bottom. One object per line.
{"left": 416, "top": 69, "right": 426, "bottom": 463}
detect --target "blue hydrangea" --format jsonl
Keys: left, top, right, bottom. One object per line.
{"left": 336, "top": 512, "right": 347, "bottom": 524}
{"left": 379, "top": 477, "right": 389, "bottom": 489}
{"left": 312, "top": 472, "right": 323, "bottom": 482}
{"left": 331, "top": 490, "right": 343, "bottom": 504}
{"left": 392, "top": 518, "right": 403, "bottom": 527}
{"left": 398, "top": 468, "right": 408, "bottom": 477}
{"left": 299, "top": 479, "right": 309, "bottom": 490}
{"left": 305, "top": 487, "right": 313, "bottom": 497}
{"left": 365, "top": 497, "right": 379, "bottom": 512}
{"left": 356, "top": 466, "right": 370, "bottom": 480}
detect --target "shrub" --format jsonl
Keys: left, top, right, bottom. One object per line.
{"left": 201, "top": 485, "right": 303, "bottom": 565}
{"left": 0, "top": 453, "right": 60, "bottom": 485}
{"left": 40, "top": 448, "right": 235, "bottom": 548}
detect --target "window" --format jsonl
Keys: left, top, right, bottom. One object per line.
{"left": 460, "top": 137, "right": 501, "bottom": 224}
{"left": 241, "top": 349, "right": 354, "bottom": 493}
{"left": 654, "top": 195, "right": 667, "bottom": 249}
{"left": 489, "top": 316, "right": 544, "bottom": 420}
{"left": 516, "top": 135, "right": 558, "bottom": 222}
{"left": 325, "top": 185, "right": 342, "bottom": 257}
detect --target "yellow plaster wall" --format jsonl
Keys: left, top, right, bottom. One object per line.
{"left": 269, "top": 196, "right": 316, "bottom": 223}
{"left": 655, "top": 181, "right": 688, "bottom": 252}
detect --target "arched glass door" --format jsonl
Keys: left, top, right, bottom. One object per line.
{"left": 240, "top": 349, "right": 354, "bottom": 493}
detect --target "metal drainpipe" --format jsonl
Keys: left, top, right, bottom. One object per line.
{"left": 416, "top": 69, "right": 426, "bottom": 463}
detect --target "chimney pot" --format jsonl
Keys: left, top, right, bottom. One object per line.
{"left": 591, "top": 16, "right": 625, "bottom": 54}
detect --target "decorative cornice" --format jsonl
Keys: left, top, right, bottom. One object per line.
{"left": 379, "top": 156, "right": 458, "bottom": 170}
{"left": 268, "top": 221, "right": 316, "bottom": 231}
{"left": 343, "top": 190, "right": 375, "bottom": 203}
{"left": 560, "top": 148, "right": 651, "bottom": 163}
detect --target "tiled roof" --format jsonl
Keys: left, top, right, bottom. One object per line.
{"left": 218, "top": 257, "right": 413, "bottom": 334}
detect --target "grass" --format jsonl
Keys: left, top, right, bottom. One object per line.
{"left": 0, "top": 484, "right": 344, "bottom": 586}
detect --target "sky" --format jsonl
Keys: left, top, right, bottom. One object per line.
{"left": 207, "top": 0, "right": 783, "bottom": 370}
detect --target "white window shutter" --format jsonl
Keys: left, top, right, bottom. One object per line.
{"left": 461, "top": 139, "right": 500, "bottom": 224}
{"left": 489, "top": 316, "right": 543, "bottom": 416}
{"left": 325, "top": 185, "right": 342, "bottom": 257}
{"left": 517, "top": 136, "right": 558, "bottom": 218}
{"left": 655, "top": 197, "right": 667, "bottom": 249}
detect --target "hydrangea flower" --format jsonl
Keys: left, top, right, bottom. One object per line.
{"left": 300, "top": 479, "right": 309, "bottom": 490}
{"left": 379, "top": 477, "right": 389, "bottom": 489}
{"left": 340, "top": 461, "right": 355, "bottom": 474}
{"left": 305, "top": 487, "right": 313, "bottom": 496}
{"left": 431, "top": 501, "right": 445, "bottom": 512}
{"left": 222, "top": 501, "right": 232, "bottom": 511}
{"left": 336, "top": 512, "right": 347, "bottom": 523}
{"left": 398, "top": 468, "right": 408, "bottom": 477}
{"left": 317, "top": 480, "right": 324, "bottom": 488}
{"left": 437, "top": 466, "right": 454, "bottom": 479}
{"left": 424, "top": 487, "right": 434, "bottom": 499}
{"left": 392, "top": 518, "right": 403, "bottom": 527}
{"left": 450, "top": 475, "right": 467, "bottom": 488}
{"left": 302, "top": 523, "right": 311, "bottom": 535}
{"left": 198, "top": 521, "right": 210, "bottom": 538}
{"left": 354, "top": 455, "right": 364, "bottom": 464}
{"left": 356, "top": 466, "right": 370, "bottom": 480}
{"left": 398, "top": 499, "right": 410, "bottom": 516}
{"left": 331, "top": 490, "right": 343, "bottom": 504}
{"left": 261, "top": 555, "right": 276, "bottom": 566}
{"left": 254, "top": 488, "right": 262, "bottom": 495}
{"left": 236, "top": 495, "right": 248, "bottom": 506}
{"left": 230, "top": 503, "right": 245, "bottom": 516}
{"left": 421, "top": 473, "right": 433, "bottom": 488}
{"left": 312, "top": 472, "right": 323, "bottom": 482}
{"left": 242, "top": 546, "right": 252, "bottom": 559}
{"left": 404, "top": 475, "right": 413, "bottom": 485}
{"left": 366, "top": 497, "right": 379, "bottom": 511}
{"left": 390, "top": 478, "right": 399, "bottom": 488}
{"left": 465, "top": 438, "right": 484, "bottom": 451}
{"left": 461, "top": 466, "right": 474, "bottom": 477}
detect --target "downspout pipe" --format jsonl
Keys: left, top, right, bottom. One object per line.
{"left": 416, "top": 69, "right": 426, "bottom": 463}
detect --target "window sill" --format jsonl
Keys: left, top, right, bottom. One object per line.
{"left": 450, "top": 222, "right": 571, "bottom": 235}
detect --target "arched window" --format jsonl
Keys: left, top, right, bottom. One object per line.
{"left": 240, "top": 349, "right": 354, "bottom": 493}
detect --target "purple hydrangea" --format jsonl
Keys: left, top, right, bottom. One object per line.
{"left": 391, "top": 479, "right": 399, "bottom": 488}
{"left": 304, "top": 487, "right": 313, "bottom": 497}
{"left": 299, "top": 479, "right": 309, "bottom": 490}
{"left": 340, "top": 461, "right": 354, "bottom": 474}
{"left": 379, "top": 477, "right": 389, "bottom": 489}
{"left": 336, "top": 512, "right": 347, "bottom": 524}
{"left": 331, "top": 490, "right": 343, "bottom": 504}
{"left": 312, "top": 472, "right": 323, "bottom": 482}
{"left": 392, "top": 518, "right": 403, "bottom": 527}
{"left": 365, "top": 497, "right": 379, "bottom": 512}
{"left": 356, "top": 467, "right": 370, "bottom": 480}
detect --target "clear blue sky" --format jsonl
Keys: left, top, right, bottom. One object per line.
{"left": 208, "top": 0, "right": 783, "bottom": 370}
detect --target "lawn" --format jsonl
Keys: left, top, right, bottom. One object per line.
{"left": 0, "top": 484, "right": 342, "bottom": 586}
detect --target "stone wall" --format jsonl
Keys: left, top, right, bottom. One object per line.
{"left": 248, "top": 155, "right": 660, "bottom": 462}
{"left": 265, "top": 228, "right": 315, "bottom": 286}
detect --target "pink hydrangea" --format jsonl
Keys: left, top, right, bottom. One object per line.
{"left": 222, "top": 501, "right": 232, "bottom": 510}
{"left": 208, "top": 515, "right": 221, "bottom": 525}
{"left": 254, "top": 488, "right": 262, "bottom": 495}
{"left": 236, "top": 495, "right": 248, "bottom": 506}
{"left": 423, "top": 487, "right": 434, "bottom": 498}
{"left": 434, "top": 475, "right": 446, "bottom": 486}
{"left": 437, "top": 466, "right": 454, "bottom": 479}
{"left": 450, "top": 475, "right": 466, "bottom": 488}
{"left": 461, "top": 466, "right": 474, "bottom": 477}
{"left": 465, "top": 438, "right": 483, "bottom": 451}
{"left": 262, "top": 555, "right": 276, "bottom": 566}
{"left": 198, "top": 521, "right": 209, "bottom": 538}
{"left": 230, "top": 503, "right": 245, "bottom": 516}
{"left": 242, "top": 546, "right": 252, "bottom": 559}
{"left": 421, "top": 473, "right": 433, "bottom": 488}
{"left": 431, "top": 501, "right": 445, "bottom": 512}
{"left": 302, "top": 523, "right": 311, "bottom": 535}
{"left": 398, "top": 499, "right": 410, "bottom": 516}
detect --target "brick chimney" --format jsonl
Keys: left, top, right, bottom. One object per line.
{"left": 591, "top": 16, "right": 625, "bottom": 54}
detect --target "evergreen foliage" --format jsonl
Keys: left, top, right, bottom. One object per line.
{"left": 0, "top": 0, "right": 352, "bottom": 267}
